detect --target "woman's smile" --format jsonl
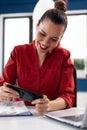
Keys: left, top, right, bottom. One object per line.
{"left": 39, "top": 42, "right": 48, "bottom": 51}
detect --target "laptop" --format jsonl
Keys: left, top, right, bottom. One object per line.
{"left": 45, "top": 106, "right": 87, "bottom": 129}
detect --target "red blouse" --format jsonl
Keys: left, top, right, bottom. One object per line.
{"left": 0, "top": 41, "right": 75, "bottom": 107}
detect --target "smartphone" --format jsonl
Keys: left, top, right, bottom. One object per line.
{"left": 7, "top": 83, "right": 43, "bottom": 102}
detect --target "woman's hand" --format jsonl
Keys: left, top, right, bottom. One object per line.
{"left": 32, "top": 95, "right": 68, "bottom": 115}
{"left": 0, "top": 82, "right": 19, "bottom": 103}
{"left": 31, "top": 95, "right": 50, "bottom": 115}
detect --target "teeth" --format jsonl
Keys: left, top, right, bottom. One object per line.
{"left": 40, "top": 44, "right": 47, "bottom": 49}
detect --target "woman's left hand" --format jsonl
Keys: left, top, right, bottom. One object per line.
{"left": 31, "top": 95, "right": 50, "bottom": 115}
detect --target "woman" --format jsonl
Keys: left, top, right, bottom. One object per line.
{"left": 0, "top": 0, "right": 75, "bottom": 114}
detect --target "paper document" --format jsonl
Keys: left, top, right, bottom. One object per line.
{"left": 0, "top": 101, "right": 32, "bottom": 117}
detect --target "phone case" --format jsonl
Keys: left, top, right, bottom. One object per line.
{"left": 7, "top": 83, "right": 43, "bottom": 102}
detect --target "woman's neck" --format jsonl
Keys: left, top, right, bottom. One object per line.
{"left": 35, "top": 41, "right": 47, "bottom": 67}
{"left": 37, "top": 51, "right": 47, "bottom": 68}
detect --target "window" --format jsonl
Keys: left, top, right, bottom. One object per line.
{"left": 0, "top": 13, "right": 33, "bottom": 75}
{"left": 4, "top": 17, "right": 30, "bottom": 65}
{"left": 61, "top": 11, "right": 87, "bottom": 78}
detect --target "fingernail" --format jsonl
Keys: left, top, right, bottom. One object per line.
{"left": 16, "top": 92, "right": 19, "bottom": 96}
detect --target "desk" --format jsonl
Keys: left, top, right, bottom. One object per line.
{"left": 0, "top": 107, "right": 84, "bottom": 130}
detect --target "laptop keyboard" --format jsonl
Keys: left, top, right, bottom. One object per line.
{"left": 62, "top": 114, "right": 84, "bottom": 122}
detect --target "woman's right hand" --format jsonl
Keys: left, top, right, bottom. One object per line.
{"left": 0, "top": 82, "right": 19, "bottom": 103}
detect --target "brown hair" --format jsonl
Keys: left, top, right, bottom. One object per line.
{"left": 55, "top": 0, "right": 68, "bottom": 12}
{"left": 38, "top": 0, "right": 68, "bottom": 31}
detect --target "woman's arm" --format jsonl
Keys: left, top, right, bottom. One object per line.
{"left": 32, "top": 96, "right": 67, "bottom": 115}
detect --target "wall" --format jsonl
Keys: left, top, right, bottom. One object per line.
{"left": 0, "top": 0, "right": 87, "bottom": 14}
{"left": 0, "top": 0, "right": 37, "bottom": 14}
{"left": 0, "top": 0, "right": 87, "bottom": 91}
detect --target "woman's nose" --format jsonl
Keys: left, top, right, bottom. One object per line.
{"left": 43, "top": 38, "right": 50, "bottom": 45}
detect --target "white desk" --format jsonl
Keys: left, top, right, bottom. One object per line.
{"left": 0, "top": 107, "right": 83, "bottom": 130}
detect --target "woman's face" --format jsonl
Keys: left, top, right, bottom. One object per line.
{"left": 35, "top": 19, "right": 65, "bottom": 54}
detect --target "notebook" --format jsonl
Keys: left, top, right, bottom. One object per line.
{"left": 45, "top": 106, "right": 87, "bottom": 129}
{"left": 0, "top": 101, "right": 32, "bottom": 117}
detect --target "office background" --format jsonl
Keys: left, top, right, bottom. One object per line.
{"left": 0, "top": 0, "right": 87, "bottom": 106}
{"left": 0, "top": 0, "right": 87, "bottom": 13}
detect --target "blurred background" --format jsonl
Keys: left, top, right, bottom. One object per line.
{"left": 0, "top": 0, "right": 87, "bottom": 107}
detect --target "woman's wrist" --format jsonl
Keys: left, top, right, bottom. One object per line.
{"left": 47, "top": 98, "right": 67, "bottom": 112}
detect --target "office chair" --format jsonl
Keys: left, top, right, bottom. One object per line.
{"left": 73, "top": 67, "right": 77, "bottom": 107}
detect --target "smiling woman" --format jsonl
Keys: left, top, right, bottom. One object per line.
{"left": 0, "top": 0, "right": 75, "bottom": 115}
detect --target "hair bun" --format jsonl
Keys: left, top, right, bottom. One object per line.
{"left": 54, "top": 0, "right": 68, "bottom": 12}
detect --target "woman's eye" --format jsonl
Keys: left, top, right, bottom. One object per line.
{"left": 40, "top": 32, "right": 45, "bottom": 36}
{"left": 51, "top": 39, "right": 57, "bottom": 42}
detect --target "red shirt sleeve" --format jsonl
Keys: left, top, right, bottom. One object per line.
{"left": 57, "top": 50, "right": 75, "bottom": 108}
